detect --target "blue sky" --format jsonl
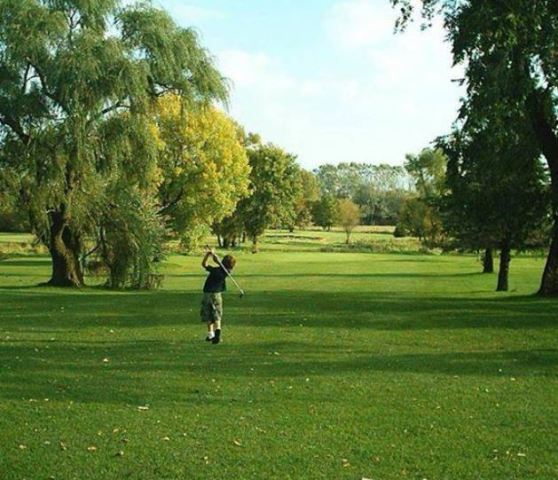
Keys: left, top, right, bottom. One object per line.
{"left": 155, "top": 0, "right": 463, "bottom": 169}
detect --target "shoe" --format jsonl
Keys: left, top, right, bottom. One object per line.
{"left": 205, "top": 335, "right": 214, "bottom": 342}
{"left": 212, "top": 329, "right": 221, "bottom": 344}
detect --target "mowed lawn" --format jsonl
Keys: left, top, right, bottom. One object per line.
{"left": 0, "top": 245, "right": 557, "bottom": 479}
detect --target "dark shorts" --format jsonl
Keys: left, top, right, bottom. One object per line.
{"left": 200, "top": 292, "right": 223, "bottom": 323}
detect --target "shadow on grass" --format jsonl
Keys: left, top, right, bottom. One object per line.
{"left": 165, "top": 272, "right": 485, "bottom": 279}
{"left": 1, "top": 259, "right": 52, "bottom": 267}
{"left": 1, "top": 260, "right": 556, "bottom": 406}
{"left": 0, "top": 336, "right": 556, "bottom": 405}
{"left": 0, "top": 289, "right": 556, "bottom": 331}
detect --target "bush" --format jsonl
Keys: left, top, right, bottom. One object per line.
{"left": 100, "top": 189, "right": 166, "bottom": 290}
{"left": 393, "top": 225, "right": 407, "bottom": 238}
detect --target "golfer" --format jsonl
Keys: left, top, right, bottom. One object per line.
{"left": 200, "top": 248, "right": 236, "bottom": 344}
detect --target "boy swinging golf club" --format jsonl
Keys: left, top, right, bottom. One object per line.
{"left": 200, "top": 246, "right": 243, "bottom": 344}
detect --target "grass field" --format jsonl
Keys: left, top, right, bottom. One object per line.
{"left": 1, "top": 232, "right": 557, "bottom": 479}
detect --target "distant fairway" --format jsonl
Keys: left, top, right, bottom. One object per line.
{"left": 1, "top": 233, "right": 557, "bottom": 479}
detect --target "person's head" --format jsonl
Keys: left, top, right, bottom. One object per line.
{"left": 222, "top": 255, "right": 236, "bottom": 271}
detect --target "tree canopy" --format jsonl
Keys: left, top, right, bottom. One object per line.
{"left": 0, "top": 0, "right": 228, "bottom": 286}
{"left": 391, "top": 0, "right": 558, "bottom": 295}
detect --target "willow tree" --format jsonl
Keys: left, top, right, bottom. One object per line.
{"left": 0, "top": 0, "right": 227, "bottom": 286}
{"left": 391, "top": 0, "right": 558, "bottom": 295}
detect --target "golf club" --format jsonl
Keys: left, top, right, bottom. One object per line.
{"left": 205, "top": 245, "right": 245, "bottom": 298}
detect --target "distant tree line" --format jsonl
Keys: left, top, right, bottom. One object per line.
{"left": 312, "top": 163, "right": 413, "bottom": 227}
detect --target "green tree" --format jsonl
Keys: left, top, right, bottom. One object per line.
{"left": 0, "top": 0, "right": 227, "bottom": 286}
{"left": 441, "top": 124, "right": 550, "bottom": 291}
{"left": 337, "top": 198, "right": 360, "bottom": 244}
{"left": 396, "top": 148, "right": 447, "bottom": 247}
{"left": 294, "top": 169, "right": 320, "bottom": 229}
{"left": 312, "top": 195, "right": 339, "bottom": 231}
{"left": 391, "top": 0, "right": 558, "bottom": 294}
{"left": 238, "top": 142, "right": 302, "bottom": 252}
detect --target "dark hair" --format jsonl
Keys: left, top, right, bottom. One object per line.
{"left": 222, "top": 255, "right": 236, "bottom": 271}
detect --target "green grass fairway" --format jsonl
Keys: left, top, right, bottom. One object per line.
{"left": 1, "top": 244, "right": 557, "bottom": 479}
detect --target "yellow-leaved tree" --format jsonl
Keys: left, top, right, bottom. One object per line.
{"left": 154, "top": 94, "right": 251, "bottom": 249}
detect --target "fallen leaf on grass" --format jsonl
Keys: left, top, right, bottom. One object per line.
{"left": 162, "top": 436, "right": 170, "bottom": 441}
{"left": 233, "top": 439, "right": 242, "bottom": 447}
{"left": 115, "top": 450, "right": 124, "bottom": 457}
{"left": 59, "top": 442, "right": 68, "bottom": 451}
{"left": 87, "top": 446, "right": 97, "bottom": 452}
{"left": 137, "top": 405, "right": 149, "bottom": 411}
{"left": 517, "top": 453, "right": 526, "bottom": 457}
{"left": 18, "top": 444, "right": 27, "bottom": 450}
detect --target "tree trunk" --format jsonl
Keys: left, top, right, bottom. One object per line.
{"left": 496, "top": 243, "right": 511, "bottom": 292}
{"left": 46, "top": 210, "right": 83, "bottom": 287}
{"left": 539, "top": 217, "right": 558, "bottom": 296}
{"left": 483, "top": 248, "right": 494, "bottom": 274}
{"left": 528, "top": 89, "right": 558, "bottom": 295}
{"left": 251, "top": 236, "right": 258, "bottom": 254}
{"left": 345, "top": 230, "right": 351, "bottom": 244}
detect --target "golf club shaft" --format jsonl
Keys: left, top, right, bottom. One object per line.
{"left": 206, "top": 246, "right": 244, "bottom": 295}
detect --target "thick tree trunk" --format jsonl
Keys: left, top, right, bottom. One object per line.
{"left": 496, "top": 243, "right": 511, "bottom": 292}
{"left": 528, "top": 89, "right": 558, "bottom": 295}
{"left": 251, "top": 236, "right": 258, "bottom": 254}
{"left": 483, "top": 248, "right": 494, "bottom": 274}
{"left": 47, "top": 211, "right": 83, "bottom": 287}
{"left": 539, "top": 217, "right": 558, "bottom": 296}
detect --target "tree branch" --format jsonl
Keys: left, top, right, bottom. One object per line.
{"left": 157, "top": 186, "right": 185, "bottom": 215}
{"left": 0, "top": 113, "right": 30, "bottom": 144}
{"left": 528, "top": 89, "right": 558, "bottom": 189}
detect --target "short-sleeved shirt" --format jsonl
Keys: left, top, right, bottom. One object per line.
{"left": 203, "top": 266, "right": 227, "bottom": 293}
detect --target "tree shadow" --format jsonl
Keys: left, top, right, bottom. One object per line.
{"left": 0, "top": 289, "right": 556, "bottom": 331}
{"left": 0, "top": 337, "right": 556, "bottom": 406}
{"left": 1, "top": 259, "right": 52, "bottom": 267}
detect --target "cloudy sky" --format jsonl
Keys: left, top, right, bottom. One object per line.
{"left": 155, "top": 0, "right": 463, "bottom": 169}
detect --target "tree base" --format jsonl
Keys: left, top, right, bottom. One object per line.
{"left": 41, "top": 278, "right": 82, "bottom": 288}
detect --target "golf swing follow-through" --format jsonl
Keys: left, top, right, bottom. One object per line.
{"left": 205, "top": 245, "right": 245, "bottom": 298}
{"left": 199, "top": 246, "right": 244, "bottom": 344}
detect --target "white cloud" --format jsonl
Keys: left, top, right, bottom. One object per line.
{"left": 218, "top": 50, "right": 294, "bottom": 91}
{"left": 325, "top": 0, "right": 457, "bottom": 88}
{"left": 324, "top": 0, "right": 397, "bottom": 49}
{"left": 212, "top": 0, "right": 463, "bottom": 169}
